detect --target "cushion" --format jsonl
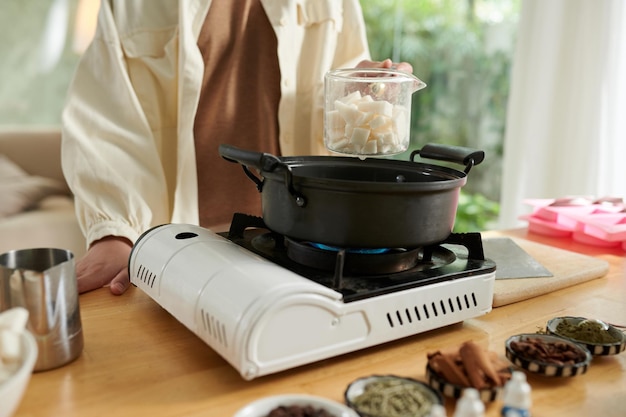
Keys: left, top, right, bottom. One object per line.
{"left": 0, "top": 154, "right": 68, "bottom": 219}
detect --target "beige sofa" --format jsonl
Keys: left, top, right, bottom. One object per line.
{"left": 0, "top": 129, "right": 86, "bottom": 258}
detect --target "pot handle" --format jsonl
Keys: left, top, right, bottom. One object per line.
{"left": 410, "top": 143, "right": 485, "bottom": 174}
{"left": 219, "top": 144, "right": 284, "bottom": 173}
{"left": 219, "top": 144, "right": 307, "bottom": 207}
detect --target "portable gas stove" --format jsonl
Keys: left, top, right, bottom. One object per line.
{"left": 129, "top": 213, "right": 496, "bottom": 380}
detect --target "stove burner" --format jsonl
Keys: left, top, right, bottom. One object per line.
{"left": 286, "top": 238, "right": 418, "bottom": 275}
{"left": 224, "top": 213, "right": 496, "bottom": 302}
{"left": 308, "top": 242, "right": 391, "bottom": 255}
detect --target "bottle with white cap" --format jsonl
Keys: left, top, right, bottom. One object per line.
{"left": 429, "top": 404, "right": 447, "bottom": 417}
{"left": 454, "top": 388, "right": 485, "bottom": 417}
{"left": 501, "top": 371, "right": 532, "bottom": 417}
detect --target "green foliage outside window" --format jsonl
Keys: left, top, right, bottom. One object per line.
{"left": 361, "top": 0, "right": 520, "bottom": 232}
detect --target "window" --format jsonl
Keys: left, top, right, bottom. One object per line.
{"left": 362, "top": 0, "right": 520, "bottom": 230}
{"left": 0, "top": 0, "right": 98, "bottom": 126}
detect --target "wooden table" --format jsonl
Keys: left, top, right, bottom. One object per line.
{"left": 14, "top": 229, "right": 626, "bottom": 417}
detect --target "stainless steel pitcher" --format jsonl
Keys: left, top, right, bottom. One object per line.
{"left": 0, "top": 248, "right": 83, "bottom": 371}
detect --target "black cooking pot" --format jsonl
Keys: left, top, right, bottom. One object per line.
{"left": 219, "top": 143, "right": 484, "bottom": 248}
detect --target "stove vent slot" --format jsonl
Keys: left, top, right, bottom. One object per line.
{"left": 200, "top": 309, "right": 228, "bottom": 348}
{"left": 386, "top": 292, "right": 479, "bottom": 328}
{"left": 135, "top": 264, "right": 157, "bottom": 288}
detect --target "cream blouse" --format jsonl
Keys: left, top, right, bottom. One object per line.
{"left": 61, "top": 0, "right": 371, "bottom": 247}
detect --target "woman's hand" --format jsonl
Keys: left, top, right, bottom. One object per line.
{"left": 76, "top": 236, "right": 133, "bottom": 295}
{"left": 356, "top": 58, "right": 413, "bottom": 74}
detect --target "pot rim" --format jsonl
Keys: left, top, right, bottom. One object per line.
{"left": 260, "top": 156, "right": 468, "bottom": 193}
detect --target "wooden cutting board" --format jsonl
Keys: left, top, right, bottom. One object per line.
{"left": 482, "top": 233, "right": 610, "bottom": 307}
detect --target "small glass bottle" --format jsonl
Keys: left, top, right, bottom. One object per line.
{"left": 429, "top": 404, "right": 447, "bottom": 417}
{"left": 501, "top": 371, "right": 532, "bottom": 417}
{"left": 454, "top": 388, "right": 485, "bottom": 417}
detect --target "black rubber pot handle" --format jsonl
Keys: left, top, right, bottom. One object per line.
{"left": 219, "top": 144, "right": 283, "bottom": 172}
{"left": 411, "top": 143, "right": 485, "bottom": 173}
{"left": 219, "top": 144, "right": 307, "bottom": 206}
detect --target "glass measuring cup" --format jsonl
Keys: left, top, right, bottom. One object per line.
{"left": 324, "top": 68, "right": 426, "bottom": 156}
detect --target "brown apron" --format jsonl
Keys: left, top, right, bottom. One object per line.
{"left": 193, "top": 0, "right": 281, "bottom": 229}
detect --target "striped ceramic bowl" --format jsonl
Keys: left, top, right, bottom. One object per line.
{"left": 505, "top": 333, "right": 591, "bottom": 377}
{"left": 425, "top": 363, "right": 506, "bottom": 403}
{"left": 547, "top": 316, "right": 626, "bottom": 356}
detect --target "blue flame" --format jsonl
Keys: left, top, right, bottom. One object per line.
{"left": 309, "top": 242, "right": 390, "bottom": 254}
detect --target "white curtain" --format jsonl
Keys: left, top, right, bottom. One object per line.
{"left": 37, "top": 0, "right": 69, "bottom": 73}
{"left": 498, "top": 0, "right": 626, "bottom": 228}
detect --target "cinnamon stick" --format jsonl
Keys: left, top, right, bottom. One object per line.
{"left": 460, "top": 341, "right": 502, "bottom": 387}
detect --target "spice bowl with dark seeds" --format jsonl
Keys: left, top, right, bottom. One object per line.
{"left": 233, "top": 394, "right": 359, "bottom": 417}
{"left": 547, "top": 316, "right": 626, "bottom": 356}
{"left": 505, "top": 333, "right": 592, "bottom": 377}
{"left": 344, "top": 375, "right": 443, "bottom": 417}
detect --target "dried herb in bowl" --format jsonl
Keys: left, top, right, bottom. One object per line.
{"left": 345, "top": 375, "right": 442, "bottom": 417}
{"left": 546, "top": 316, "right": 626, "bottom": 356}
{"left": 554, "top": 320, "right": 621, "bottom": 344}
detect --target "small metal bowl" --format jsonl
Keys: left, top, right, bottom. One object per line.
{"left": 505, "top": 333, "right": 591, "bottom": 377}
{"left": 344, "top": 374, "right": 443, "bottom": 417}
{"left": 547, "top": 316, "right": 626, "bottom": 356}
{"left": 425, "top": 363, "right": 508, "bottom": 403}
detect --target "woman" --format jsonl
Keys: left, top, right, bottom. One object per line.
{"left": 61, "top": 0, "right": 413, "bottom": 295}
